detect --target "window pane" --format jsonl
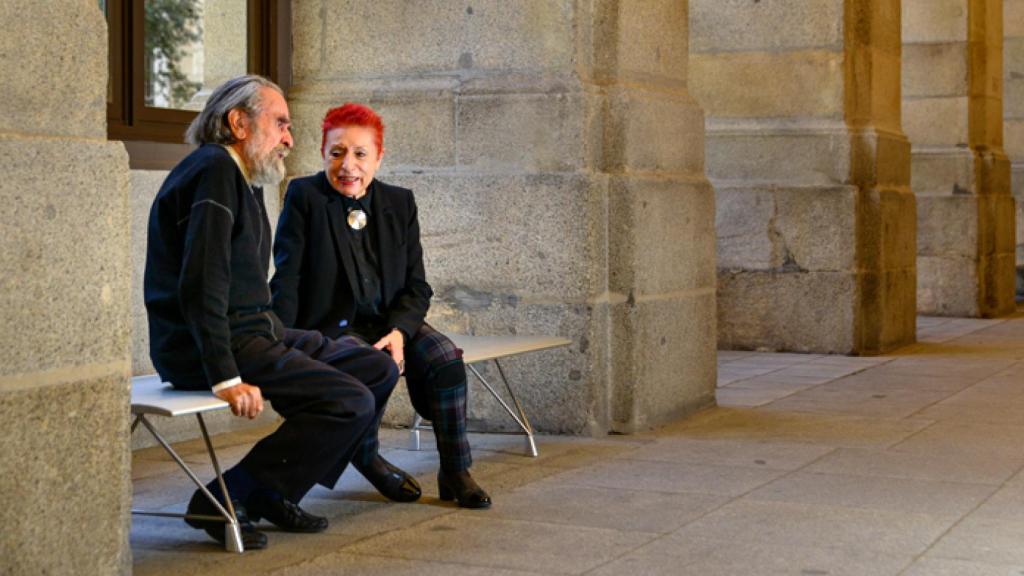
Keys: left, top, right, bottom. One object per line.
{"left": 144, "top": 0, "right": 247, "bottom": 111}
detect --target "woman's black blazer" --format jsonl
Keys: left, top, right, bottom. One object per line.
{"left": 270, "top": 172, "right": 432, "bottom": 340}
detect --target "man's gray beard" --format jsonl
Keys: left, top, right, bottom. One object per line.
{"left": 245, "top": 138, "right": 288, "bottom": 189}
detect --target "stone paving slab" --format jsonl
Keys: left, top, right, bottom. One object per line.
{"left": 272, "top": 553, "right": 542, "bottom": 576}
{"left": 903, "top": 557, "right": 1024, "bottom": 576}
{"left": 547, "top": 457, "right": 787, "bottom": 497}
{"left": 342, "top": 515, "right": 656, "bottom": 575}
{"left": 483, "top": 479, "right": 728, "bottom": 533}
{"left": 668, "top": 500, "right": 955, "bottom": 557}
{"left": 804, "top": 447, "right": 1024, "bottom": 485}
{"left": 745, "top": 471, "right": 995, "bottom": 518}
{"left": 594, "top": 537, "right": 914, "bottom": 576}
{"left": 624, "top": 437, "right": 834, "bottom": 470}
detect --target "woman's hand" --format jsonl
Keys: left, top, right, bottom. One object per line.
{"left": 373, "top": 329, "right": 406, "bottom": 374}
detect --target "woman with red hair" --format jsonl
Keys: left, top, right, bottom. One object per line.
{"left": 271, "top": 103, "right": 490, "bottom": 508}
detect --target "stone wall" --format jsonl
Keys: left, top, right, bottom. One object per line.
{"left": 691, "top": 0, "right": 916, "bottom": 354}
{"left": 903, "top": 0, "right": 1015, "bottom": 316}
{"left": 287, "top": 0, "right": 716, "bottom": 434}
{"left": 0, "top": 1, "right": 131, "bottom": 574}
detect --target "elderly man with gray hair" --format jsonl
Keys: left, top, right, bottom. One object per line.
{"left": 144, "top": 75, "right": 399, "bottom": 549}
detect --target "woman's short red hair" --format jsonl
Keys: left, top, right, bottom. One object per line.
{"left": 321, "top": 103, "right": 384, "bottom": 156}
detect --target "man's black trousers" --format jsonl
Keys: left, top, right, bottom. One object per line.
{"left": 230, "top": 328, "right": 399, "bottom": 503}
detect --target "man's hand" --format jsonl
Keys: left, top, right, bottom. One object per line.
{"left": 373, "top": 329, "right": 406, "bottom": 374}
{"left": 215, "top": 383, "right": 264, "bottom": 419}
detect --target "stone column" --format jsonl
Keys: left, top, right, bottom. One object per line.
{"left": 0, "top": 1, "right": 131, "bottom": 574}
{"left": 287, "top": 0, "right": 715, "bottom": 434}
{"left": 691, "top": 0, "right": 916, "bottom": 354}
{"left": 903, "top": 0, "right": 1015, "bottom": 316}
{"left": 1007, "top": 0, "right": 1024, "bottom": 293}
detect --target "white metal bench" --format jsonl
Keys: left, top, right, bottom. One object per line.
{"left": 130, "top": 375, "right": 245, "bottom": 553}
{"left": 409, "top": 334, "right": 572, "bottom": 457}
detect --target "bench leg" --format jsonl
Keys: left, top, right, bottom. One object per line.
{"left": 467, "top": 361, "right": 538, "bottom": 457}
{"left": 131, "top": 414, "right": 244, "bottom": 553}
{"left": 409, "top": 414, "right": 423, "bottom": 451}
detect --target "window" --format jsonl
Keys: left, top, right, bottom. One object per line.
{"left": 104, "top": 0, "right": 290, "bottom": 166}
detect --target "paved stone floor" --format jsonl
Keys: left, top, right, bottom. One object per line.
{"left": 132, "top": 314, "right": 1024, "bottom": 575}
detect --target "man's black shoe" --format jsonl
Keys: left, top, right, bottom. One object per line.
{"left": 247, "top": 492, "right": 328, "bottom": 533}
{"left": 354, "top": 454, "right": 422, "bottom": 502}
{"left": 184, "top": 489, "right": 268, "bottom": 550}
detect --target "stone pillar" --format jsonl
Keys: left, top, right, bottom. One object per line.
{"left": 0, "top": 1, "right": 131, "bottom": 574}
{"left": 1007, "top": 0, "right": 1024, "bottom": 294}
{"left": 287, "top": 0, "right": 715, "bottom": 434}
{"left": 903, "top": 0, "right": 1015, "bottom": 316}
{"left": 691, "top": 0, "right": 916, "bottom": 354}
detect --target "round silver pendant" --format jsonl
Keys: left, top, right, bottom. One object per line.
{"left": 347, "top": 209, "right": 367, "bottom": 230}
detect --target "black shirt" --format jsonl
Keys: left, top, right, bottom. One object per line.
{"left": 339, "top": 189, "right": 388, "bottom": 340}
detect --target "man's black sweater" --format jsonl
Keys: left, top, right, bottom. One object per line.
{"left": 144, "top": 144, "right": 284, "bottom": 390}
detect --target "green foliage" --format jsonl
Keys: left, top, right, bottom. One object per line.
{"left": 144, "top": 0, "right": 203, "bottom": 108}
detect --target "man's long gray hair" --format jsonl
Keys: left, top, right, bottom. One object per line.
{"left": 185, "top": 75, "right": 283, "bottom": 146}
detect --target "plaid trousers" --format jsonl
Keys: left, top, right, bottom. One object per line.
{"left": 352, "top": 323, "right": 472, "bottom": 472}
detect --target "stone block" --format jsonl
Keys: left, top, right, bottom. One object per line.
{"left": 0, "top": 137, "right": 130, "bottom": 378}
{"left": 0, "top": 373, "right": 130, "bottom": 575}
{"left": 974, "top": 149, "right": 1013, "bottom": 199}
{"left": 1008, "top": 73, "right": 1024, "bottom": 128}
{"left": 877, "top": 187, "right": 919, "bottom": 272}
{"left": 902, "top": 42, "right": 968, "bottom": 98}
{"left": 380, "top": 172, "right": 604, "bottom": 301}
{"left": 286, "top": 92, "right": 458, "bottom": 178}
{"left": 902, "top": 0, "right": 968, "bottom": 44}
{"left": 602, "top": 88, "right": 705, "bottom": 175}
{"left": 715, "top": 187, "right": 776, "bottom": 270}
{"left": 916, "top": 195, "right": 979, "bottom": 257}
{"left": 851, "top": 128, "right": 912, "bottom": 194}
{"left": 609, "top": 292, "right": 716, "bottom": 433}
{"left": 917, "top": 255, "right": 979, "bottom": 316}
{"left": 457, "top": 91, "right": 586, "bottom": 173}
{"left": 290, "top": 1, "right": 323, "bottom": 80}
{"left": 875, "top": 267, "right": 918, "bottom": 352}
{"left": 690, "top": 0, "right": 843, "bottom": 53}
{"left": 705, "top": 123, "right": 851, "bottom": 185}
{"left": 607, "top": 176, "right": 716, "bottom": 297}
{"left": 1008, "top": 122, "right": 1024, "bottom": 163}
{"left": 201, "top": 0, "right": 248, "bottom": 88}
{"left": 608, "top": 0, "right": 689, "bottom": 83}
{"left": 861, "top": 48, "right": 904, "bottom": 132}
{"left": 979, "top": 251, "right": 1017, "bottom": 316}
{"left": 689, "top": 51, "right": 844, "bottom": 119}
{"left": 1014, "top": 162, "right": 1024, "bottom": 197}
{"left": 910, "top": 149, "right": 976, "bottom": 196}
{"left": 902, "top": 96, "right": 969, "bottom": 146}
{"left": 716, "top": 184, "right": 857, "bottom": 274}
{"left": 717, "top": 270, "right": 857, "bottom": 354}
{"left": 1008, "top": 0, "right": 1024, "bottom": 37}
{"left": 321, "top": 1, "right": 574, "bottom": 78}
{"left": 0, "top": 0, "right": 107, "bottom": 139}
{"left": 1005, "top": 57, "right": 1024, "bottom": 130}
{"left": 774, "top": 186, "right": 857, "bottom": 272}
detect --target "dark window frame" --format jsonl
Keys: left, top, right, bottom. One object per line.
{"left": 107, "top": 0, "right": 290, "bottom": 168}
